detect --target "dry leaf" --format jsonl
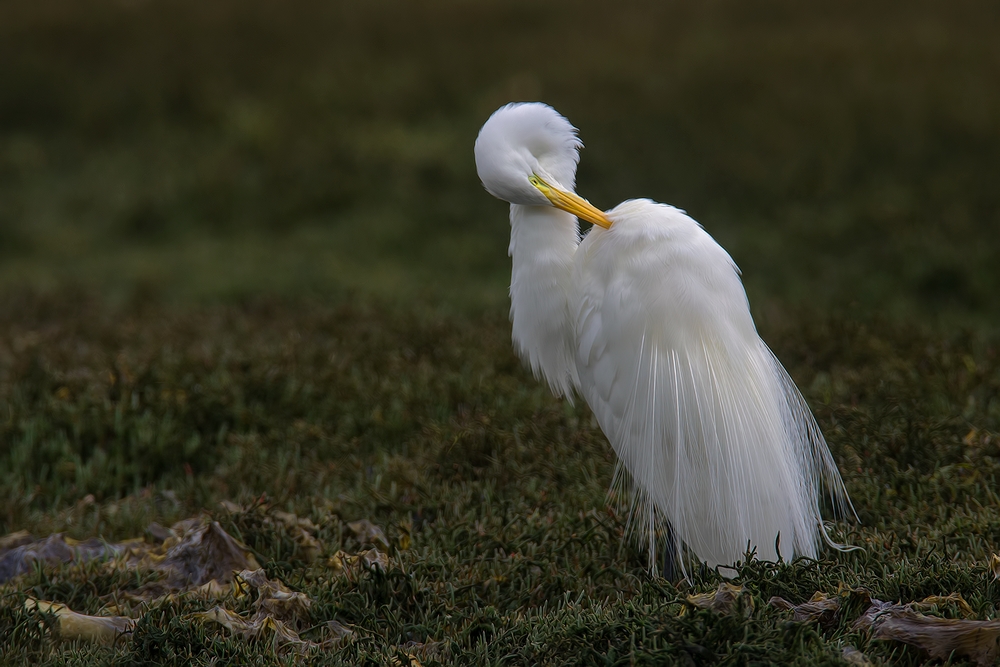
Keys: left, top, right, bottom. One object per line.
{"left": 398, "top": 521, "right": 412, "bottom": 551}
{"left": 841, "top": 645, "right": 873, "bottom": 666}
{"left": 272, "top": 510, "right": 319, "bottom": 534}
{"left": 270, "top": 510, "right": 322, "bottom": 562}
{"left": 145, "top": 522, "right": 173, "bottom": 544}
{"left": 770, "top": 586, "right": 874, "bottom": 628}
{"left": 400, "top": 639, "right": 450, "bottom": 662}
{"left": 684, "top": 583, "right": 752, "bottom": 616}
{"left": 218, "top": 503, "right": 323, "bottom": 562}
{"left": 218, "top": 500, "right": 244, "bottom": 514}
{"left": 324, "top": 620, "right": 355, "bottom": 642}
{"left": 196, "top": 605, "right": 321, "bottom": 654}
{"left": 361, "top": 548, "right": 389, "bottom": 573}
{"left": 190, "top": 579, "right": 231, "bottom": 599}
{"left": 236, "top": 569, "right": 311, "bottom": 621}
{"left": 195, "top": 568, "right": 349, "bottom": 654}
{"left": 196, "top": 606, "right": 308, "bottom": 650}
{"left": 0, "top": 530, "right": 33, "bottom": 552}
{"left": 347, "top": 519, "right": 390, "bottom": 549}
{"left": 856, "top": 600, "right": 1000, "bottom": 667}
{"left": 6, "top": 518, "right": 333, "bottom": 654}
{"left": 990, "top": 554, "right": 1000, "bottom": 581}
{"left": 154, "top": 519, "right": 261, "bottom": 589}
{"left": 914, "top": 593, "right": 974, "bottom": 617}
{"left": 3, "top": 519, "right": 261, "bottom": 601}
{"left": 327, "top": 548, "right": 389, "bottom": 574}
{"left": 0, "top": 533, "right": 141, "bottom": 584}
{"left": 25, "top": 598, "right": 134, "bottom": 643}
{"left": 769, "top": 592, "right": 841, "bottom": 625}
{"left": 327, "top": 550, "right": 348, "bottom": 573}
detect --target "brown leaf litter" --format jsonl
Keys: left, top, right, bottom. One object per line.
{"left": 684, "top": 583, "right": 753, "bottom": 616}
{"left": 0, "top": 531, "right": 145, "bottom": 584}
{"left": 347, "top": 518, "right": 390, "bottom": 550}
{"left": 328, "top": 547, "right": 390, "bottom": 574}
{"left": 388, "top": 640, "right": 451, "bottom": 667}
{"left": 770, "top": 583, "right": 1000, "bottom": 667}
{"left": 2, "top": 510, "right": 391, "bottom": 653}
{"left": 853, "top": 597, "right": 1000, "bottom": 667}
{"left": 841, "top": 645, "right": 873, "bottom": 666}
{"left": 12, "top": 517, "right": 261, "bottom": 645}
{"left": 23, "top": 598, "right": 136, "bottom": 644}
{"left": 196, "top": 568, "right": 353, "bottom": 652}
{"left": 219, "top": 500, "right": 322, "bottom": 562}
{"left": 769, "top": 590, "right": 841, "bottom": 626}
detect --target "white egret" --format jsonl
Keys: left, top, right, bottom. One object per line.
{"left": 474, "top": 102, "right": 854, "bottom": 574}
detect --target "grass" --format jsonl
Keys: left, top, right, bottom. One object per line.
{"left": 2, "top": 296, "right": 1000, "bottom": 665}
{"left": 2, "top": 0, "right": 1000, "bottom": 664}
{"left": 2, "top": 0, "right": 999, "bottom": 318}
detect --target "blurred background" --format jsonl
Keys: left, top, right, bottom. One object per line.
{"left": 1, "top": 0, "right": 998, "bottom": 324}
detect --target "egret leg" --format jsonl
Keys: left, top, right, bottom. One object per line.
{"left": 660, "top": 522, "right": 679, "bottom": 581}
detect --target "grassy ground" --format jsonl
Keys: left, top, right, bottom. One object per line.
{"left": 2, "top": 296, "right": 1000, "bottom": 665}
{"left": 2, "top": 0, "right": 999, "bottom": 318}
{"left": 2, "top": 0, "right": 1000, "bottom": 664}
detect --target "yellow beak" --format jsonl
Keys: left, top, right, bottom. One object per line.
{"left": 529, "top": 175, "right": 612, "bottom": 229}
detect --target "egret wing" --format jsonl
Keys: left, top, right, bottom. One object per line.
{"left": 574, "top": 202, "right": 849, "bottom": 571}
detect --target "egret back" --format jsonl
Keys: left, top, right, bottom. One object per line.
{"left": 573, "top": 199, "right": 851, "bottom": 571}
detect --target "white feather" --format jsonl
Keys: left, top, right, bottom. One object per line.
{"left": 575, "top": 200, "right": 852, "bottom": 570}
{"left": 508, "top": 204, "right": 580, "bottom": 398}
{"left": 475, "top": 103, "right": 854, "bottom": 573}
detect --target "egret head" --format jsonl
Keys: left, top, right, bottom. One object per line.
{"left": 475, "top": 102, "right": 611, "bottom": 228}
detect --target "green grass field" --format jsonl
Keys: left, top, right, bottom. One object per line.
{"left": 2, "top": 1, "right": 1000, "bottom": 664}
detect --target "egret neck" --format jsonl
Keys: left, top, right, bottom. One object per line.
{"left": 507, "top": 204, "right": 581, "bottom": 399}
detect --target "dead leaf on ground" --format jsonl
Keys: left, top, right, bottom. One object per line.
{"left": 361, "top": 548, "right": 389, "bottom": 572}
{"left": 990, "top": 553, "right": 1000, "bottom": 581}
{"left": 328, "top": 547, "right": 390, "bottom": 574}
{"left": 16, "top": 518, "right": 271, "bottom": 620}
{"left": 271, "top": 510, "right": 322, "bottom": 562}
{"left": 0, "top": 533, "right": 142, "bottom": 584}
{"left": 841, "top": 645, "right": 873, "bottom": 666}
{"left": 0, "top": 530, "right": 33, "bottom": 552}
{"left": 324, "top": 620, "right": 356, "bottom": 642}
{"left": 24, "top": 598, "right": 134, "bottom": 644}
{"left": 219, "top": 502, "right": 322, "bottom": 562}
{"left": 769, "top": 591, "right": 841, "bottom": 625}
{"left": 912, "top": 592, "right": 975, "bottom": 618}
{"left": 235, "top": 568, "right": 311, "bottom": 621}
{"left": 195, "top": 568, "right": 351, "bottom": 654}
{"left": 197, "top": 606, "right": 313, "bottom": 652}
{"left": 0, "top": 514, "right": 364, "bottom": 652}
{"left": 854, "top": 598, "right": 1000, "bottom": 667}
{"left": 684, "top": 583, "right": 753, "bottom": 616}
{"left": 398, "top": 520, "right": 412, "bottom": 550}
{"left": 153, "top": 519, "right": 261, "bottom": 590}
{"left": 271, "top": 510, "right": 319, "bottom": 535}
{"left": 218, "top": 499, "right": 244, "bottom": 514}
{"left": 400, "top": 639, "right": 450, "bottom": 662}
{"left": 347, "top": 519, "right": 390, "bottom": 549}
{"left": 145, "top": 522, "right": 172, "bottom": 544}
{"left": 0, "top": 517, "right": 259, "bottom": 594}
{"left": 769, "top": 585, "right": 874, "bottom": 626}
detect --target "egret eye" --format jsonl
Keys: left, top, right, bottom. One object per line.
{"left": 526, "top": 173, "right": 611, "bottom": 227}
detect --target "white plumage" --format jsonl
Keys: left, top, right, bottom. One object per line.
{"left": 475, "top": 102, "right": 853, "bottom": 573}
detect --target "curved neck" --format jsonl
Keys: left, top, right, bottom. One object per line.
{"left": 507, "top": 204, "right": 580, "bottom": 397}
